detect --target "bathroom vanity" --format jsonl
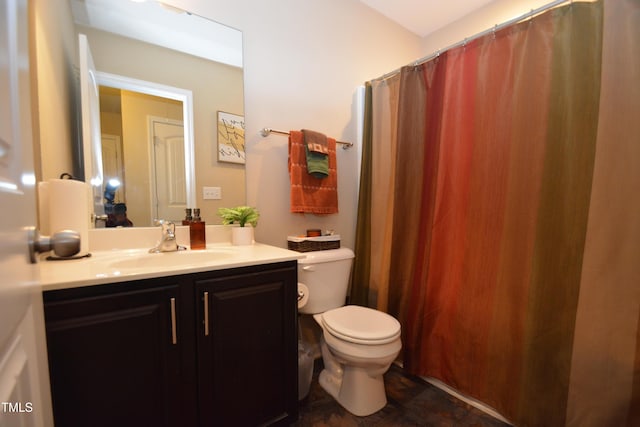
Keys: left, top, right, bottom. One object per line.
{"left": 39, "top": 243, "right": 302, "bottom": 427}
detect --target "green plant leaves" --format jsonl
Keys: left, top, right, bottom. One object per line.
{"left": 217, "top": 206, "right": 259, "bottom": 227}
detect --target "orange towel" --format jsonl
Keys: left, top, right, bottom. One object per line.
{"left": 288, "top": 130, "right": 339, "bottom": 214}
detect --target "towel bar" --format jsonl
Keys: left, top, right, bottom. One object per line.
{"left": 261, "top": 128, "right": 353, "bottom": 149}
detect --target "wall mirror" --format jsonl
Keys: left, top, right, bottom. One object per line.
{"left": 70, "top": 0, "right": 245, "bottom": 227}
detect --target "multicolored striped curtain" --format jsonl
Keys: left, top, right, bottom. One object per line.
{"left": 351, "top": 1, "right": 640, "bottom": 425}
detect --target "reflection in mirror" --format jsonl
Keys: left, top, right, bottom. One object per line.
{"left": 96, "top": 74, "right": 194, "bottom": 227}
{"left": 69, "top": 0, "right": 245, "bottom": 227}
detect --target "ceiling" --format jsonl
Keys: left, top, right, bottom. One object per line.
{"left": 360, "top": 0, "right": 498, "bottom": 37}
{"left": 71, "top": 0, "right": 243, "bottom": 67}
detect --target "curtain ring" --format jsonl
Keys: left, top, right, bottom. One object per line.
{"left": 492, "top": 24, "right": 497, "bottom": 39}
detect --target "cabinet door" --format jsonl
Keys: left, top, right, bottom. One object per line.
{"left": 44, "top": 281, "right": 196, "bottom": 427}
{"left": 196, "top": 263, "right": 298, "bottom": 426}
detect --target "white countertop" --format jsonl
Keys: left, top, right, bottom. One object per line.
{"left": 39, "top": 243, "right": 305, "bottom": 292}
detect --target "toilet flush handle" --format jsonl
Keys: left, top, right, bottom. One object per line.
{"left": 302, "top": 265, "right": 315, "bottom": 272}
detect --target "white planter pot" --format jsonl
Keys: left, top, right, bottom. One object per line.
{"left": 231, "top": 227, "right": 254, "bottom": 245}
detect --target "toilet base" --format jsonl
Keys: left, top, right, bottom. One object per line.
{"left": 318, "top": 364, "right": 387, "bottom": 416}
{"left": 313, "top": 311, "right": 401, "bottom": 417}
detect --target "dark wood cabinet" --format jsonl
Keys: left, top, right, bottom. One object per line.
{"left": 195, "top": 265, "right": 298, "bottom": 426}
{"left": 43, "top": 261, "right": 298, "bottom": 427}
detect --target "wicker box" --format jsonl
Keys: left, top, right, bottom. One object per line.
{"left": 287, "top": 235, "right": 340, "bottom": 252}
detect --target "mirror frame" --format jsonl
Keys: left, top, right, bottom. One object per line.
{"left": 95, "top": 71, "right": 196, "bottom": 210}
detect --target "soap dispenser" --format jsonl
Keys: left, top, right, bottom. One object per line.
{"left": 189, "top": 208, "right": 206, "bottom": 250}
{"left": 182, "top": 208, "right": 193, "bottom": 225}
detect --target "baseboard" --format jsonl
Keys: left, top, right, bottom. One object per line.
{"left": 392, "top": 361, "right": 512, "bottom": 425}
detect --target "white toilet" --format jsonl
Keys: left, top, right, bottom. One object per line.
{"left": 298, "top": 248, "right": 402, "bottom": 416}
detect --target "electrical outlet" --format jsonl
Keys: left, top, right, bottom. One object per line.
{"left": 203, "top": 186, "right": 222, "bottom": 200}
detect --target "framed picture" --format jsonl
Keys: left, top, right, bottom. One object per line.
{"left": 217, "top": 111, "right": 245, "bottom": 164}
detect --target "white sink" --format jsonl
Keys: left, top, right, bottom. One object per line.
{"left": 107, "top": 248, "right": 236, "bottom": 271}
{"left": 39, "top": 243, "right": 306, "bottom": 291}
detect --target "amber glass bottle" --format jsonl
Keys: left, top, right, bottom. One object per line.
{"left": 189, "top": 208, "right": 206, "bottom": 249}
{"left": 182, "top": 208, "right": 193, "bottom": 225}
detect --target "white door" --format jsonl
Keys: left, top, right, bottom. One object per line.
{"left": 0, "top": 0, "right": 53, "bottom": 425}
{"left": 150, "top": 117, "right": 186, "bottom": 222}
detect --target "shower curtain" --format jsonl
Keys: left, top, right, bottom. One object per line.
{"left": 351, "top": 1, "right": 639, "bottom": 426}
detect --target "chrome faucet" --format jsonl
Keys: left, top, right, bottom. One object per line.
{"left": 149, "top": 220, "right": 186, "bottom": 253}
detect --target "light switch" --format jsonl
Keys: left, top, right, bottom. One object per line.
{"left": 203, "top": 186, "right": 222, "bottom": 200}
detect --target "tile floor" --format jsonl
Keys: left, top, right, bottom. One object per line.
{"left": 294, "top": 363, "right": 510, "bottom": 426}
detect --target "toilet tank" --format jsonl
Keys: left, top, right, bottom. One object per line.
{"left": 298, "top": 248, "right": 355, "bottom": 314}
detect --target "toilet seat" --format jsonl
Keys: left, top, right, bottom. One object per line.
{"left": 321, "top": 305, "right": 401, "bottom": 345}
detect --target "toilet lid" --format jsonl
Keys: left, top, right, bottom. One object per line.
{"left": 321, "top": 305, "right": 401, "bottom": 345}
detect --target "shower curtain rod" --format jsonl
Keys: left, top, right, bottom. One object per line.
{"left": 260, "top": 127, "right": 354, "bottom": 148}
{"left": 373, "top": 0, "right": 571, "bottom": 82}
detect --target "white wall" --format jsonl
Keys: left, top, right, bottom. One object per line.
{"left": 163, "top": 0, "right": 423, "bottom": 250}
{"left": 33, "top": 0, "right": 77, "bottom": 183}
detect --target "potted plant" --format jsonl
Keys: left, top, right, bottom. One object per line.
{"left": 217, "top": 206, "right": 259, "bottom": 245}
